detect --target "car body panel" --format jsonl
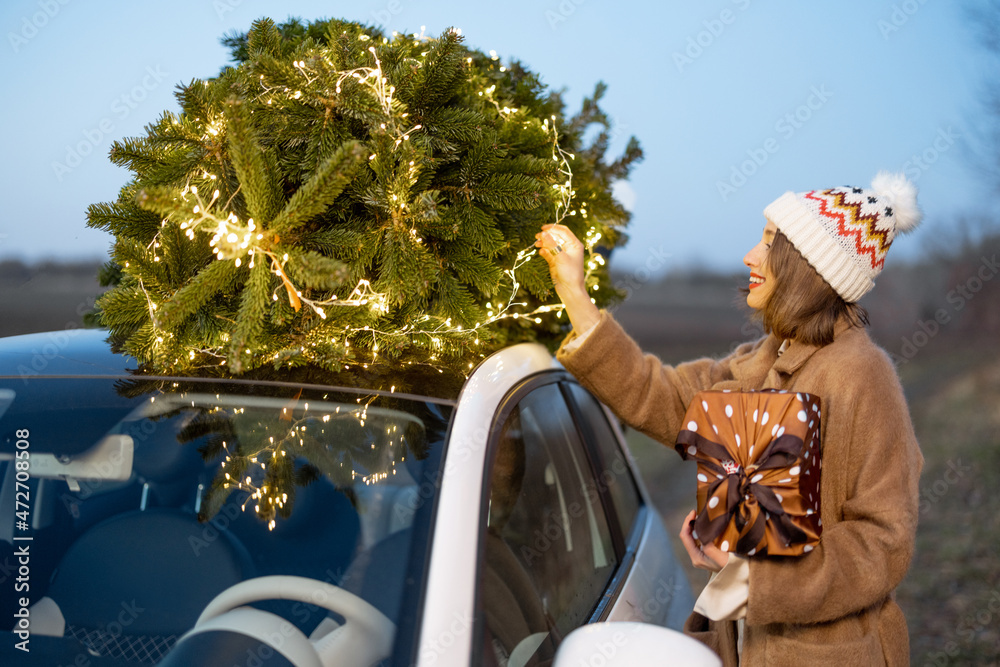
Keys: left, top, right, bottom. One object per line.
{"left": 606, "top": 509, "right": 695, "bottom": 629}
{"left": 596, "top": 404, "right": 696, "bottom": 630}
{"left": 0, "top": 329, "right": 139, "bottom": 377}
{"left": 416, "top": 344, "right": 559, "bottom": 666}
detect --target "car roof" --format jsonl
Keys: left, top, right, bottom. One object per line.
{"left": 0, "top": 329, "right": 559, "bottom": 404}
{"left": 0, "top": 329, "right": 139, "bottom": 377}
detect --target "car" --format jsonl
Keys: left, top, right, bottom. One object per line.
{"left": 0, "top": 328, "right": 719, "bottom": 666}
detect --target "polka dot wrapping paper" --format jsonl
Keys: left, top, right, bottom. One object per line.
{"left": 675, "top": 390, "right": 822, "bottom": 557}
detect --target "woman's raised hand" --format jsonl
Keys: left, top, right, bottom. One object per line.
{"left": 534, "top": 224, "right": 600, "bottom": 333}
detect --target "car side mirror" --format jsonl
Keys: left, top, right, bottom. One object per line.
{"left": 553, "top": 622, "right": 722, "bottom": 667}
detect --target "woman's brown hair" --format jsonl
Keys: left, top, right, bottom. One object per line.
{"left": 753, "top": 231, "right": 868, "bottom": 346}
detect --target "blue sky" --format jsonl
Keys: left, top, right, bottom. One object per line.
{"left": 0, "top": 0, "right": 993, "bottom": 274}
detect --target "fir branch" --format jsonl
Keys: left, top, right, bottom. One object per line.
{"left": 88, "top": 15, "right": 641, "bottom": 376}
{"left": 473, "top": 173, "right": 543, "bottom": 210}
{"left": 155, "top": 259, "right": 240, "bottom": 329}
{"left": 285, "top": 250, "right": 352, "bottom": 291}
{"left": 246, "top": 17, "right": 282, "bottom": 59}
{"left": 433, "top": 272, "right": 481, "bottom": 326}
{"left": 298, "top": 227, "right": 366, "bottom": 258}
{"left": 135, "top": 184, "right": 197, "bottom": 223}
{"left": 402, "top": 28, "right": 465, "bottom": 112}
{"left": 86, "top": 200, "right": 161, "bottom": 241}
{"left": 108, "top": 137, "right": 167, "bottom": 179}
{"left": 445, "top": 202, "right": 505, "bottom": 257}
{"left": 225, "top": 98, "right": 282, "bottom": 224}
{"left": 229, "top": 259, "right": 273, "bottom": 372}
{"left": 447, "top": 245, "right": 504, "bottom": 297}
{"left": 375, "top": 226, "right": 441, "bottom": 306}
{"left": 420, "top": 107, "right": 486, "bottom": 144}
{"left": 96, "top": 283, "right": 153, "bottom": 332}
{"left": 270, "top": 140, "right": 365, "bottom": 234}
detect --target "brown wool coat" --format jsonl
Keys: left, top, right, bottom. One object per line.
{"left": 557, "top": 311, "right": 922, "bottom": 667}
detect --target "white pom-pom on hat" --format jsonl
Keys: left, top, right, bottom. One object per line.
{"left": 871, "top": 171, "right": 922, "bottom": 234}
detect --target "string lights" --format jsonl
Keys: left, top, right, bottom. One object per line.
{"left": 162, "top": 391, "right": 412, "bottom": 531}
{"left": 123, "top": 24, "right": 617, "bottom": 376}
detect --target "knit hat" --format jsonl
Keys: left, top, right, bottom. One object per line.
{"left": 763, "top": 172, "right": 922, "bottom": 302}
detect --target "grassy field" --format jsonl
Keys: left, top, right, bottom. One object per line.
{"left": 2, "top": 259, "right": 998, "bottom": 664}
{"left": 896, "top": 345, "right": 1000, "bottom": 665}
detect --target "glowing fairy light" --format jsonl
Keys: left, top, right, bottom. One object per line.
{"left": 125, "top": 30, "right": 616, "bottom": 375}
{"left": 330, "top": 116, "right": 595, "bottom": 356}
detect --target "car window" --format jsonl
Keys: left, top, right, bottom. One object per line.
{"left": 565, "top": 383, "right": 642, "bottom": 539}
{"left": 0, "top": 378, "right": 452, "bottom": 667}
{"left": 478, "top": 381, "right": 616, "bottom": 666}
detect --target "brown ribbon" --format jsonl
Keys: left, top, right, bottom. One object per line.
{"left": 677, "top": 430, "right": 809, "bottom": 553}
{"left": 674, "top": 390, "right": 822, "bottom": 557}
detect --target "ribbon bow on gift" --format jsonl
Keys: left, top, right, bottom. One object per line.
{"left": 675, "top": 390, "right": 822, "bottom": 557}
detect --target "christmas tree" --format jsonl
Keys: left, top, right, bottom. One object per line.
{"left": 88, "top": 17, "right": 642, "bottom": 379}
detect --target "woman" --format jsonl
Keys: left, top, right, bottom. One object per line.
{"left": 535, "top": 173, "right": 923, "bottom": 666}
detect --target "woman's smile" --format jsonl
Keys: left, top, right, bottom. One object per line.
{"left": 743, "top": 220, "right": 778, "bottom": 309}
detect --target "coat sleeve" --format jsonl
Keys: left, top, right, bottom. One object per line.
{"left": 745, "top": 350, "right": 923, "bottom": 625}
{"left": 556, "top": 310, "right": 757, "bottom": 446}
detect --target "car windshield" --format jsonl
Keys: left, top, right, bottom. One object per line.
{"left": 0, "top": 376, "right": 452, "bottom": 666}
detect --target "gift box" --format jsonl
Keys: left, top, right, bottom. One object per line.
{"left": 675, "top": 390, "right": 822, "bottom": 557}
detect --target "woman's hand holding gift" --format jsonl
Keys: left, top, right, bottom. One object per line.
{"left": 680, "top": 509, "right": 730, "bottom": 573}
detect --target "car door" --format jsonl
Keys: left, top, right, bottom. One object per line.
{"left": 472, "top": 374, "right": 627, "bottom": 666}
{"left": 563, "top": 382, "right": 694, "bottom": 631}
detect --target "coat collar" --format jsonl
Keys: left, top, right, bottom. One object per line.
{"left": 732, "top": 317, "right": 860, "bottom": 387}
{"left": 776, "top": 316, "right": 859, "bottom": 374}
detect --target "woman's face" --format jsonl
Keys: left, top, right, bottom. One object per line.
{"left": 743, "top": 221, "right": 778, "bottom": 310}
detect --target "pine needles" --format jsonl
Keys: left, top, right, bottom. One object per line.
{"left": 89, "top": 17, "right": 643, "bottom": 377}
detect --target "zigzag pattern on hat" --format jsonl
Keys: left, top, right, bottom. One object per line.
{"left": 764, "top": 172, "right": 920, "bottom": 302}
{"left": 804, "top": 188, "right": 892, "bottom": 270}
